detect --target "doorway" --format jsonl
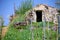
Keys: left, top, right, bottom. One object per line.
{"left": 36, "top": 10, "right": 42, "bottom": 22}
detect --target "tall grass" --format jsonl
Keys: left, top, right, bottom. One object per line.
{"left": 2, "top": 0, "right": 57, "bottom": 40}
{"left": 15, "top": 0, "right": 32, "bottom": 15}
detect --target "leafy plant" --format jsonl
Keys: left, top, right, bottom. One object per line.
{"left": 2, "top": 26, "right": 57, "bottom": 40}
{"left": 15, "top": 0, "right": 32, "bottom": 15}
{"left": 2, "top": 0, "right": 57, "bottom": 40}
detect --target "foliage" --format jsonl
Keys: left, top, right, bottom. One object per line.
{"left": 8, "top": 0, "right": 33, "bottom": 29}
{"left": 0, "top": 16, "right": 4, "bottom": 40}
{"left": 15, "top": 0, "right": 32, "bottom": 15}
{"left": 2, "top": 0, "right": 57, "bottom": 40}
{"left": 2, "top": 26, "right": 57, "bottom": 40}
{"left": 32, "top": 22, "right": 54, "bottom": 28}
{"left": 13, "top": 14, "right": 26, "bottom": 23}
{"left": 2, "top": 20, "right": 56, "bottom": 40}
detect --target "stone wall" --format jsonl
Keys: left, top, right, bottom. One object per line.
{"left": 25, "top": 4, "right": 59, "bottom": 25}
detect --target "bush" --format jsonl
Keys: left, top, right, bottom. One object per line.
{"left": 2, "top": 26, "right": 57, "bottom": 40}
{"left": 15, "top": 0, "right": 32, "bottom": 15}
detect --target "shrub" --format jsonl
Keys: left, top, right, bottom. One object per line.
{"left": 15, "top": 0, "right": 32, "bottom": 15}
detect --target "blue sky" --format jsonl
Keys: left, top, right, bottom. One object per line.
{"left": 0, "top": 0, "right": 56, "bottom": 26}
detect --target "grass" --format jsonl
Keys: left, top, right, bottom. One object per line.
{"left": 2, "top": 14, "right": 56, "bottom": 40}
{"left": 2, "top": 0, "right": 57, "bottom": 40}
{"left": 2, "top": 12, "right": 56, "bottom": 40}
{"left": 2, "top": 22, "right": 57, "bottom": 40}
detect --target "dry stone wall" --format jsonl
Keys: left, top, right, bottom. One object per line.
{"left": 25, "top": 4, "right": 59, "bottom": 25}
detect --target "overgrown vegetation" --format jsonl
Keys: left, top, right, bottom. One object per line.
{"left": 15, "top": 0, "right": 32, "bottom": 15}
{"left": 2, "top": 23, "right": 57, "bottom": 40}
{"left": 2, "top": 20, "right": 57, "bottom": 40}
{"left": 0, "top": 16, "right": 4, "bottom": 40}
{"left": 2, "top": 0, "right": 57, "bottom": 40}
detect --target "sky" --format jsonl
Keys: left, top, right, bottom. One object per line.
{"left": 0, "top": 0, "right": 57, "bottom": 26}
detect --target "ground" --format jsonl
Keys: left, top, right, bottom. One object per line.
{"left": 2, "top": 27, "right": 8, "bottom": 38}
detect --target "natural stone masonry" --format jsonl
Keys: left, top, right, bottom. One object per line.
{"left": 25, "top": 4, "right": 59, "bottom": 25}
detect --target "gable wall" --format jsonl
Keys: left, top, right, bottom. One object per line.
{"left": 25, "top": 4, "right": 59, "bottom": 25}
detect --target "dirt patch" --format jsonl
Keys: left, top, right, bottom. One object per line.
{"left": 2, "top": 27, "right": 9, "bottom": 38}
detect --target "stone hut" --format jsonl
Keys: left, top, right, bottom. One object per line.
{"left": 25, "top": 4, "right": 59, "bottom": 25}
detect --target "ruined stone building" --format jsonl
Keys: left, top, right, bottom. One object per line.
{"left": 9, "top": 4, "right": 59, "bottom": 26}
{"left": 25, "top": 4, "right": 59, "bottom": 25}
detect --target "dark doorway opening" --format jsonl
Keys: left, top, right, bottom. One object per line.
{"left": 36, "top": 10, "right": 42, "bottom": 22}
